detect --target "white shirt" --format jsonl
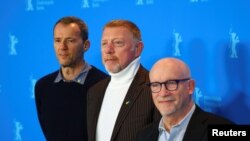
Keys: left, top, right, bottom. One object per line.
{"left": 96, "top": 57, "right": 141, "bottom": 141}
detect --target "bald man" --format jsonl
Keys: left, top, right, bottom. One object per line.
{"left": 136, "top": 58, "right": 233, "bottom": 141}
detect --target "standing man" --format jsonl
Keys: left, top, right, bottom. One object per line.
{"left": 35, "top": 16, "right": 107, "bottom": 141}
{"left": 136, "top": 58, "right": 234, "bottom": 141}
{"left": 87, "top": 19, "right": 161, "bottom": 141}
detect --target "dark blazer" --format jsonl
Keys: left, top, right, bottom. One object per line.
{"left": 135, "top": 105, "right": 234, "bottom": 141}
{"left": 87, "top": 65, "right": 161, "bottom": 141}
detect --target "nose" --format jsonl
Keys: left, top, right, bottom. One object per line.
{"left": 158, "top": 84, "right": 170, "bottom": 96}
{"left": 103, "top": 42, "right": 115, "bottom": 54}
{"left": 58, "top": 41, "right": 68, "bottom": 49}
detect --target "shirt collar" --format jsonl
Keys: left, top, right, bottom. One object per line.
{"left": 108, "top": 56, "right": 141, "bottom": 83}
{"left": 158, "top": 104, "right": 196, "bottom": 132}
{"left": 159, "top": 118, "right": 166, "bottom": 132}
{"left": 177, "top": 104, "right": 195, "bottom": 130}
{"left": 54, "top": 62, "right": 92, "bottom": 85}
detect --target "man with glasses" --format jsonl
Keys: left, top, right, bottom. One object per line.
{"left": 136, "top": 57, "right": 233, "bottom": 141}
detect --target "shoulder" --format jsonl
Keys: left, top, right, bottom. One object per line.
{"left": 34, "top": 70, "right": 59, "bottom": 99}
{"left": 203, "top": 111, "right": 234, "bottom": 125}
{"left": 138, "top": 65, "right": 149, "bottom": 74}
{"left": 85, "top": 66, "right": 108, "bottom": 86}
{"left": 88, "top": 76, "right": 110, "bottom": 91}
{"left": 88, "top": 66, "right": 108, "bottom": 78}
{"left": 134, "top": 65, "right": 149, "bottom": 82}
{"left": 193, "top": 105, "right": 234, "bottom": 125}
{"left": 35, "top": 70, "right": 58, "bottom": 88}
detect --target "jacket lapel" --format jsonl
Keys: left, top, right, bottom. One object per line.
{"left": 111, "top": 66, "right": 147, "bottom": 140}
{"left": 146, "top": 122, "right": 160, "bottom": 141}
{"left": 183, "top": 105, "right": 207, "bottom": 141}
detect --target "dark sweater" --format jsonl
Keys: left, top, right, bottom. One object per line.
{"left": 35, "top": 66, "right": 107, "bottom": 141}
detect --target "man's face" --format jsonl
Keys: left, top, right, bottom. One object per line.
{"left": 54, "top": 23, "right": 84, "bottom": 68}
{"left": 101, "top": 27, "right": 140, "bottom": 73}
{"left": 149, "top": 63, "right": 193, "bottom": 117}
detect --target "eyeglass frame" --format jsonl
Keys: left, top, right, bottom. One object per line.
{"left": 147, "top": 78, "right": 191, "bottom": 93}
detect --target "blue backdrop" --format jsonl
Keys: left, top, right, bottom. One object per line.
{"left": 1, "top": 0, "right": 249, "bottom": 140}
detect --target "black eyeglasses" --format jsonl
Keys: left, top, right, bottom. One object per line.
{"left": 147, "top": 78, "right": 190, "bottom": 93}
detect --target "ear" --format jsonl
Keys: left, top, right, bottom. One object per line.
{"left": 135, "top": 41, "right": 143, "bottom": 57}
{"left": 188, "top": 79, "right": 195, "bottom": 95}
{"left": 83, "top": 40, "right": 90, "bottom": 52}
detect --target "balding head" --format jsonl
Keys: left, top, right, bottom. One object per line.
{"left": 150, "top": 58, "right": 191, "bottom": 82}
{"left": 149, "top": 57, "right": 195, "bottom": 122}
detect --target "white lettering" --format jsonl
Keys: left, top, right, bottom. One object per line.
{"left": 212, "top": 129, "right": 218, "bottom": 136}
{"left": 211, "top": 129, "right": 247, "bottom": 136}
